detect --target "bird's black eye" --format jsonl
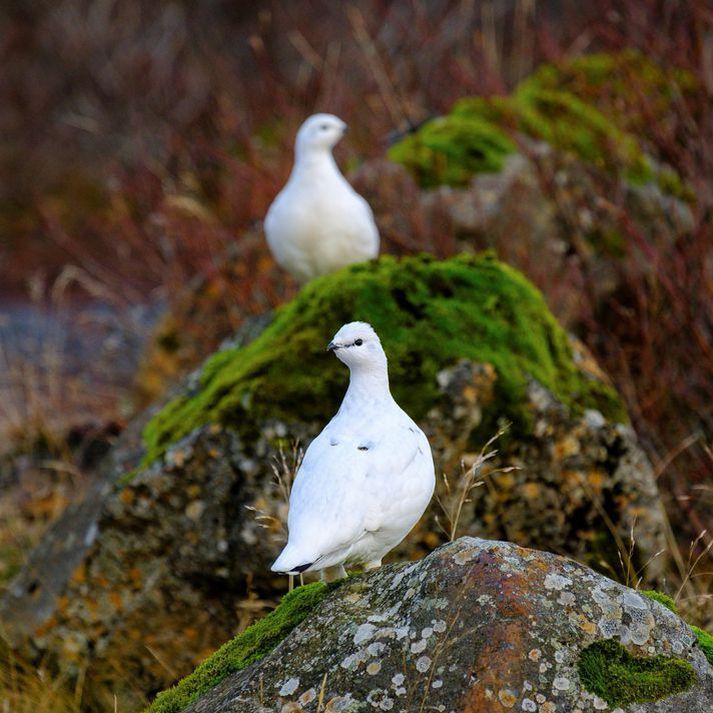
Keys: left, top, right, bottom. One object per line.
{"left": 320, "top": 124, "right": 329, "bottom": 130}
{"left": 354, "top": 339, "right": 363, "bottom": 346}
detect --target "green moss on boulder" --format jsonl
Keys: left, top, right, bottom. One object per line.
{"left": 691, "top": 625, "right": 713, "bottom": 667}
{"left": 145, "top": 581, "right": 334, "bottom": 713}
{"left": 642, "top": 589, "right": 677, "bottom": 613}
{"left": 642, "top": 590, "right": 713, "bottom": 665}
{"left": 390, "top": 51, "right": 693, "bottom": 197}
{"left": 523, "top": 50, "right": 697, "bottom": 136}
{"left": 142, "top": 254, "right": 626, "bottom": 465}
{"left": 387, "top": 114, "right": 516, "bottom": 188}
{"left": 577, "top": 638, "right": 696, "bottom": 707}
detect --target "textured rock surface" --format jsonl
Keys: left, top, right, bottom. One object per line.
{"left": 0, "top": 257, "right": 669, "bottom": 707}
{"left": 173, "top": 538, "right": 713, "bottom": 713}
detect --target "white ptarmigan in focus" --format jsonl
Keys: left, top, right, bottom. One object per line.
{"left": 264, "top": 114, "right": 380, "bottom": 283}
{"left": 271, "top": 322, "right": 434, "bottom": 582}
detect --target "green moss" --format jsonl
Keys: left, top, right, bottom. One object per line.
{"left": 390, "top": 51, "right": 692, "bottom": 197}
{"left": 642, "top": 589, "right": 677, "bottom": 613}
{"left": 141, "top": 254, "right": 626, "bottom": 466}
{"left": 691, "top": 626, "right": 713, "bottom": 666}
{"left": 145, "top": 581, "right": 335, "bottom": 713}
{"left": 524, "top": 50, "right": 697, "bottom": 136}
{"left": 512, "top": 81, "right": 653, "bottom": 183}
{"left": 577, "top": 639, "right": 696, "bottom": 707}
{"left": 387, "top": 114, "right": 516, "bottom": 188}
{"left": 642, "top": 589, "right": 713, "bottom": 665}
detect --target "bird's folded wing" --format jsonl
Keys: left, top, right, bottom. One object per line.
{"left": 287, "top": 425, "right": 427, "bottom": 561}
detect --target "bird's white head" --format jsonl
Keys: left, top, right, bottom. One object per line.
{"left": 327, "top": 321, "right": 386, "bottom": 371}
{"left": 295, "top": 113, "right": 347, "bottom": 158}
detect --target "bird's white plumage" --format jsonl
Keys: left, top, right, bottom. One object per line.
{"left": 271, "top": 322, "right": 434, "bottom": 580}
{"left": 264, "top": 114, "right": 379, "bottom": 284}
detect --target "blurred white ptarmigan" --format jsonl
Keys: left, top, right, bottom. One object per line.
{"left": 264, "top": 114, "right": 380, "bottom": 283}
{"left": 271, "top": 322, "right": 434, "bottom": 581}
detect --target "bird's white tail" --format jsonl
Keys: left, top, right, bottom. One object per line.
{"left": 271, "top": 544, "right": 315, "bottom": 574}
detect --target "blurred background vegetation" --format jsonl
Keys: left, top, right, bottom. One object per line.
{"left": 0, "top": 0, "right": 711, "bottom": 710}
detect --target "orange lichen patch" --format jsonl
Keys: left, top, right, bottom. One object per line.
{"left": 497, "top": 472, "right": 517, "bottom": 491}
{"left": 614, "top": 494, "right": 631, "bottom": 510}
{"left": 554, "top": 435, "right": 580, "bottom": 459}
{"left": 129, "top": 568, "right": 142, "bottom": 586}
{"left": 563, "top": 469, "right": 585, "bottom": 487}
{"left": 587, "top": 469, "right": 607, "bottom": 493}
{"left": 462, "top": 385, "right": 479, "bottom": 403}
{"left": 56, "top": 595, "right": 71, "bottom": 614}
{"left": 581, "top": 620, "right": 597, "bottom": 635}
{"left": 527, "top": 555, "right": 555, "bottom": 577}
{"left": 109, "top": 592, "right": 123, "bottom": 609}
{"left": 34, "top": 615, "right": 58, "bottom": 636}
{"left": 183, "top": 628, "right": 199, "bottom": 641}
{"left": 119, "top": 489, "right": 136, "bottom": 505}
{"left": 423, "top": 531, "right": 441, "bottom": 549}
{"left": 521, "top": 482, "right": 541, "bottom": 500}
{"left": 71, "top": 565, "right": 87, "bottom": 584}
{"left": 498, "top": 689, "right": 517, "bottom": 707}
{"left": 568, "top": 610, "right": 598, "bottom": 634}
{"left": 94, "top": 575, "right": 110, "bottom": 588}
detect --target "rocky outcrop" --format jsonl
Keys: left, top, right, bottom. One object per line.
{"left": 0, "top": 255, "right": 669, "bottom": 707}
{"left": 352, "top": 146, "right": 693, "bottom": 331}
{"left": 151, "top": 538, "right": 713, "bottom": 713}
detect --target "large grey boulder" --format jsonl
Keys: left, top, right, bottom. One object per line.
{"left": 158, "top": 538, "right": 713, "bottom": 713}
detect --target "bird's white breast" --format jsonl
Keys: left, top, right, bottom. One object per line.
{"left": 265, "top": 164, "right": 379, "bottom": 283}
{"left": 285, "top": 400, "right": 434, "bottom": 568}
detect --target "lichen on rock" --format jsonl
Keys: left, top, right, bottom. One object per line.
{"left": 142, "top": 253, "right": 626, "bottom": 466}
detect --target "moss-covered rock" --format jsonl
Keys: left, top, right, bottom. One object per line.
{"left": 164, "top": 538, "right": 712, "bottom": 713}
{"left": 143, "top": 253, "right": 625, "bottom": 466}
{"left": 387, "top": 114, "right": 516, "bottom": 188}
{"left": 389, "top": 51, "right": 693, "bottom": 198}
{"left": 1, "top": 256, "right": 670, "bottom": 707}
{"left": 146, "top": 581, "right": 338, "bottom": 713}
{"left": 521, "top": 50, "right": 697, "bottom": 138}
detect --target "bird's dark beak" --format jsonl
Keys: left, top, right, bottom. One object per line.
{"left": 327, "top": 341, "right": 339, "bottom": 352}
